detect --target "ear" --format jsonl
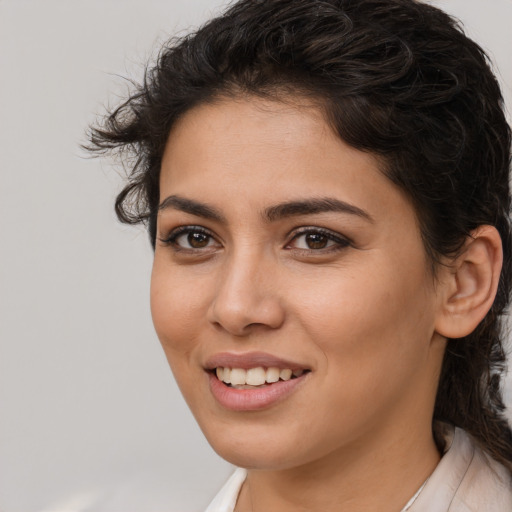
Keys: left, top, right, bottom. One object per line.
{"left": 435, "top": 225, "right": 503, "bottom": 339}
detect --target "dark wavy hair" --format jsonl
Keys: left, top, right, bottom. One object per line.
{"left": 88, "top": 0, "right": 512, "bottom": 469}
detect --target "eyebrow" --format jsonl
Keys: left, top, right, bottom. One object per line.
{"left": 158, "top": 195, "right": 226, "bottom": 222}
{"left": 263, "top": 197, "right": 373, "bottom": 223}
{"left": 158, "top": 195, "right": 373, "bottom": 223}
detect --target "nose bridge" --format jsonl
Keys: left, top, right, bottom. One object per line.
{"left": 208, "top": 242, "right": 284, "bottom": 335}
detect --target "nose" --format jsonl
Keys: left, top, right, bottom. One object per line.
{"left": 207, "top": 249, "right": 285, "bottom": 336}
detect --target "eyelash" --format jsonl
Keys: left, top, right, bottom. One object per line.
{"left": 158, "top": 225, "right": 351, "bottom": 254}
{"left": 286, "top": 227, "right": 351, "bottom": 254}
{"left": 158, "top": 225, "right": 217, "bottom": 251}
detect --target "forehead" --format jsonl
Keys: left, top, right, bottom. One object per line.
{"left": 162, "top": 97, "right": 378, "bottom": 187}
{"left": 165, "top": 96, "right": 334, "bottom": 159}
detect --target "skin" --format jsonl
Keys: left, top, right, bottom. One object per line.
{"left": 151, "top": 97, "right": 454, "bottom": 512}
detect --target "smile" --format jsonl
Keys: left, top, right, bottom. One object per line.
{"left": 206, "top": 357, "right": 309, "bottom": 411}
{"left": 215, "top": 366, "right": 305, "bottom": 388}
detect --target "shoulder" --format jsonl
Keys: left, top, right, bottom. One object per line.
{"left": 413, "top": 426, "right": 512, "bottom": 512}
{"left": 451, "top": 431, "right": 512, "bottom": 512}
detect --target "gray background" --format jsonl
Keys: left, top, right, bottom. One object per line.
{"left": 0, "top": 1, "right": 511, "bottom": 511}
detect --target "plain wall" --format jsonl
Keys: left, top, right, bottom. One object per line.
{"left": 0, "top": 1, "right": 511, "bottom": 511}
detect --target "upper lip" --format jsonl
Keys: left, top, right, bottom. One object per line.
{"left": 204, "top": 351, "right": 310, "bottom": 371}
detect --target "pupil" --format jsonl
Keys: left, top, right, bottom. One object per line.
{"left": 306, "top": 233, "right": 328, "bottom": 249}
{"left": 188, "top": 232, "right": 209, "bottom": 248}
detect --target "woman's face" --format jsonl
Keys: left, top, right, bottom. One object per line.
{"left": 151, "top": 97, "right": 447, "bottom": 470}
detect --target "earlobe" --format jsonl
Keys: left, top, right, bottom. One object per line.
{"left": 435, "top": 226, "right": 503, "bottom": 339}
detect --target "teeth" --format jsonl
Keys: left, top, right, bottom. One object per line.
{"left": 215, "top": 366, "right": 304, "bottom": 386}
{"left": 230, "top": 368, "right": 246, "bottom": 386}
{"left": 266, "top": 367, "right": 280, "bottom": 383}
{"left": 246, "top": 367, "right": 266, "bottom": 386}
{"left": 280, "top": 369, "right": 292, "bottom": 381}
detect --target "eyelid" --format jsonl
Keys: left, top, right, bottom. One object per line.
{"left": 158, "top": 224, "right": 351, "bottom": 252}
{"left": 158, "top": 225, "right": 219, "bottom": 248}
{"left": 286, "top": 226, "right": 352, "bottom": 250}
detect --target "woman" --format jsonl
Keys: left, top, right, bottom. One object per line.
{"left": 89, "top": 0, "right": 512, "bottom": 510}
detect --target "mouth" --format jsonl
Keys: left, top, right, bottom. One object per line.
{"left": 212, "top": 366, "right": 308, "bottom": 389}
{"left": 204, "top": 352, "right": 311, "bottom": 410}
{"left": 205, "top": 353, "right": 311, "bottom": 411}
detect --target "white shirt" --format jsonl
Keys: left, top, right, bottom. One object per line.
{"left": 205, "top": 427, "right": 512, "bottom": 512}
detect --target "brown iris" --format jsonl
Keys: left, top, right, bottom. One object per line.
{"left": 188, "top": 232, "right": 210, "bottom": 248}
{"left": 305, "top": 233, "right": 328, "bottom": 249}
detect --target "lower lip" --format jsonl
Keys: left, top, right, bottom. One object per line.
{"left": 208, "top": 372, "right": 308, "bottom": 411}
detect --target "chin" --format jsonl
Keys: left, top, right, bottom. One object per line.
{"left": 214, "top": 443, "right": 301, "bottom": 471}
{"left": 199, "top": 419, "right": 323, "bottom": 471}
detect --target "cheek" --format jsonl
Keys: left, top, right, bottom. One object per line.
{"left": 285, "top": 268, "right": 437, "bottom": 449}
{"left": 294, "top": 257, "right": 436, "bottom": 373}
{"left": 150, "top": 265, "right": 212, "bottom": 413}
{"left": 150, "top": 263, "right": 206, "bottom": 361}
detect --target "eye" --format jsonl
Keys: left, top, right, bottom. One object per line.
{"left": 178, "top": 231, "right": 213, "bottom": 249}
{"left": 159, "top": 226, "right": 220, "bottom": 251}
{"left": 287, "top": 228, "right": 350, "bottom": 252}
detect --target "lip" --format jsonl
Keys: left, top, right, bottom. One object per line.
{"left": 208, "top": 371, "right": 309, "bottom": 411}
{"left": 205, "top": 351, "right": 311, "bottom": 411}
{"left": 204, "top": 351, "right": 309, "bottom": 371}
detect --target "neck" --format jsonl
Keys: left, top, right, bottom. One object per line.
{"left": 236, "top": 422, "right": 440, "bottom": 512}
